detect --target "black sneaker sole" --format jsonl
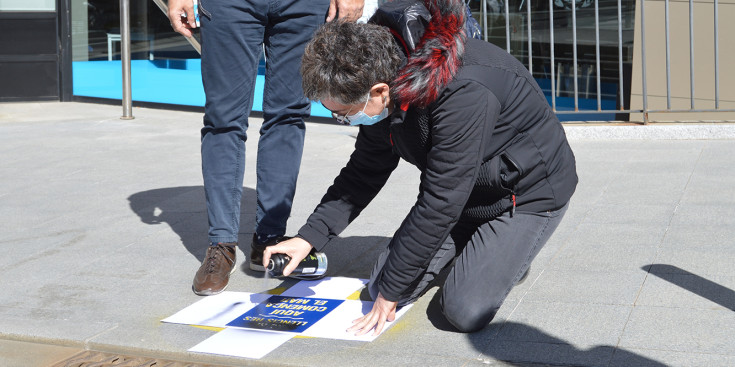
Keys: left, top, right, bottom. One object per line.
{"left": 288, "top": 273, "right": 328, "bottom": 280}
{"left": 249, "top": 262, "right": 265, "bottom": 272}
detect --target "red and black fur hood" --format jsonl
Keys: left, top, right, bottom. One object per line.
{"left": 370, "top": 0, "right": 468, "bottom": 109}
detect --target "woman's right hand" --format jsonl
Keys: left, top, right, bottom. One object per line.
{"left": 262, "top": 237, "right": 314, "bottom": 276}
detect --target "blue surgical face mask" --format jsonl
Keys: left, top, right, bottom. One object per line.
{"left": 346, "top": 95, "right": 388, "bottom": 126}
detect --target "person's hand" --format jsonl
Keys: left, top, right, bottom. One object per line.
{"left": 347, "top": 292, "right": 397, "bottom": 336}
{"left": 326, "top": 0, "right": 365, "bottom": 22}
{"left": 168, "top": 0, "right": 196, "bottom": 37}
{"left": 262, "top": 237, "right": 314, "bottom": 276}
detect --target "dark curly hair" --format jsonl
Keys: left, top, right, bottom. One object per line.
{"left": 301, "top": 20, "right": 403, "bottom": 105}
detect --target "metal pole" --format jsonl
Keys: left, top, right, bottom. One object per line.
{"left": 120, "top": 0, "right": 134, "bottom": 119}
{"left": 483, "top": 0, "right": 488, "bottom": 42}
{"left": 689, "top": 0, "right": 695, "bottom": 109}
{"left": 665, "top": 0, "right": 671, "bottom": 109}
{"left": 594, "top": 0, "right": 601, "bottom": 110}
{"left": 714, "top": 0, "right": 720, "bottom": 109}
{"left": 527, "top": 0, "right": 532, "bottom": 73}
{"left": 572, "top": 0, "right": 579, "bottom": 111}
{"left": 549, "top": 0, "right": 556, "bottom": 111}
{"left": 617, "top": 0, "right": 624, "bottom": 110}
{"left": 640, "top": 0, "right": 649, "bottom": 123}
{"left": 504, "top": 0, "right": 511, "bottom": 52}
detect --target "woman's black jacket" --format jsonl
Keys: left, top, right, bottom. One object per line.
{"left": 297, "top": 37, "right": 578, "bottom": 303}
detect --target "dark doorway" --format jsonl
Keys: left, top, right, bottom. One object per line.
{"left": 0, "top": 1, "right": 70, "bottom": 102}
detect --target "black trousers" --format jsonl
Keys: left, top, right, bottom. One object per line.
{"left": 368, "top": 203, "right": 569, "bottom": 332}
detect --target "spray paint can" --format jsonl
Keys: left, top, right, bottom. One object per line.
{"left": 267, "top": 251, "right": 328, "bottom": 278}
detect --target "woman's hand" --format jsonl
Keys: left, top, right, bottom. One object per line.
{"left": 347, "top": 292, "right": 397, "bottom": 336}
{"left": 262, "top": 237, "right": 314, "bottom": 276}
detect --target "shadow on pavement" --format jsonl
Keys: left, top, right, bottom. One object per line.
{"left": 127, "top": 186, "right": 256, "bottom": 262}
{"left": 644, "top": 263, "right": 735, "bottom": 311}
{"left": 467, "top": 321, "right": 669, "bottom": 366}
{"left": 128, "top": 186, "right": 388, "bottom": 282}
{"left": 319, "top": 236, "right": 391, "bottom": 280}
{"left": 424, "top": 288, "right": 668, "bottom": 366}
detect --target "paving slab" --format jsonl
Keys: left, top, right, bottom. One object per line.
{"left": 619, "top": 306, "right": 735, "bottom": 355}
{"left": 547, "top": 223, "right": 663, "bottom": 271}
{"left": 610, "top": 348, "right": 735, "bottom": 367}
{"left": 496, "top": 302, "right": 633, "bottom": 349}
{"left": 523, "top": 269, "right": 646, "bottom": 306}
{"left": 636, "top": 270, "right": 735, "bottom": 311}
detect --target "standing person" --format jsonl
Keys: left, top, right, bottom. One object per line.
{"left": 263, "top": 0, "right": 578, "bottom": 333}
{"left": 168, "top": 0, "right": 365, "bottom": 296}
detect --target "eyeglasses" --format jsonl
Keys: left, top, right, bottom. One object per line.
{"left": 330, "top": 95, "right": 370, "bottom": 125}
{"left": 331, "top": 106, "right": 355, "bottom": 125}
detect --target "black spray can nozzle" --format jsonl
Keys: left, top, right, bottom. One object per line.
{"left": 267, "top": 250, "right": 328, "bottom": 278}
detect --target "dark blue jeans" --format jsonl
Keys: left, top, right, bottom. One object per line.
{"left": 368, "top": 203, "right": 569, "bottom": 332}
{"left": 198, "top": 0, "right": 329, "bottom": 244}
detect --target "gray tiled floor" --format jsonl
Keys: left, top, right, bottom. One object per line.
{"left": 1, "top": 102, "right": 735, "bottom": 366}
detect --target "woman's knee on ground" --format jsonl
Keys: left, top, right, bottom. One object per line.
{"left": 440, "top": 297, "right": 499, "bottom": 333}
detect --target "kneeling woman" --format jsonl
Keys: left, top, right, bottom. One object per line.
{"left": 263, "top": 0, "right": 578, "bottom": 334}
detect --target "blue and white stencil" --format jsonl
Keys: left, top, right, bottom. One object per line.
{"left": 163, "top": 278, "right": 413, "bottom": 359}
{"left": 227, "top": 295, "right": 344, "bottom": 334}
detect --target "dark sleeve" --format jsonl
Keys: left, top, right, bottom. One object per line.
{"left": 297, "top": 120, "right": 400, "bottom": 251}
{"left": 378, "top": 81, "right": 501, "bottom": 301}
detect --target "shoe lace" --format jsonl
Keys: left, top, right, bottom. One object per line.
{"left": 204, "top": 244, "right": 233, "bottom": 273}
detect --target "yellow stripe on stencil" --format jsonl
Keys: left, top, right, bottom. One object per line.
{"left": 191, "top": 325, "right": 225, "bottom": 332}
{"left": 266, "top": 287, "right": 288, "bottom": 295}
{"left": 346, "top": 287, "right": 364, "bottom": 300}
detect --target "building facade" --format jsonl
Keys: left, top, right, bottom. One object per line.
{"left": 1, "top": 0, "right": 732, "bottom": 122}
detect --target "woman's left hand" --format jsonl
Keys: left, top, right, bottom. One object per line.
{"left": 347, "top": 292, "right": 397, "bottom": 336}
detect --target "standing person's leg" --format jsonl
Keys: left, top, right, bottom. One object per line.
{"left": 439, "top": 204, "right": 569, "bottom": 332}
{"left": 249, "top": 0, "right": 330, "bottom": 268}
{"left": 194, "top": 0, "right": 266, "bottom": 295}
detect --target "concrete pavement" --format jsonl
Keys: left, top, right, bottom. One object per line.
{"left": 1, "top": 102, "right": 734, "bottom": 366}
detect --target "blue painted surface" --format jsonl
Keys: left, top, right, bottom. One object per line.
{"left": 548, "top": 96, "right": 618, "bottom": 121}
{"left": 72, "top": 59, "right": 615, "bottom": 121}
{"left": 72, "top": 59, "right": 332, "bottom": 117}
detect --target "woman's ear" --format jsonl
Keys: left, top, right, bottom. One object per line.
{"left": 371, "top": 83, "right": 391, "bottom": 108}
{"left": 370, "top": 83, "right": 390, "bottom": 100}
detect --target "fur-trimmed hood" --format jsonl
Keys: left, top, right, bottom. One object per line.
{"left": 370, "top": 0, "right": 468, "bottom": 109}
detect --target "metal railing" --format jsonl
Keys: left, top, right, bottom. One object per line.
{"left": 474, "top": 0, "right": 733, "bottom": 123}
{"left": 637, "top": 0, "right": 732, "bottom": 121}
{"left": 118, "top": 0, "right": 732, "bottom": 123}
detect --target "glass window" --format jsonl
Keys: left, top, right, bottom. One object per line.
{"left": 69, "top": 0, "right": 332, "bottom": 117}
{"left": 0, "top": 0, "right": 55, "bottom": 11}
{"left": 71, "top": 0, "right": 206, "bottom": 106}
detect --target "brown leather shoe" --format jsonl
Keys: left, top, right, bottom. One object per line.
{"left": 192, "top": 242, "right": 237, "bottom": 296}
